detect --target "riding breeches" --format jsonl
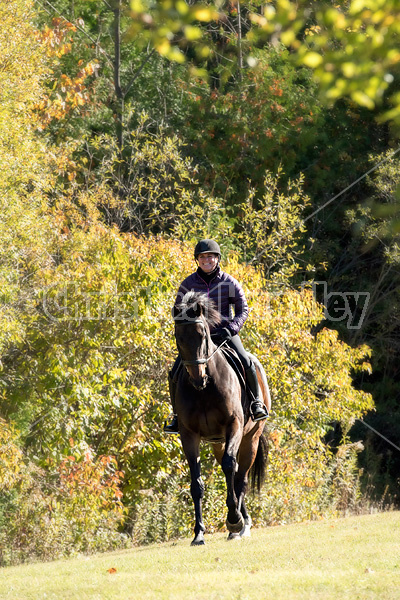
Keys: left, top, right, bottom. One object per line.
{"left": 225, "top": 335, "right": 251, "bottom": 369}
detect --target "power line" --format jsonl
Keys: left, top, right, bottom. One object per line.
{"left": 304, "top": 146, "right": 400, "bottom": 223}
{"left": 357, "top": 418, "right": 400, "bottom": 453}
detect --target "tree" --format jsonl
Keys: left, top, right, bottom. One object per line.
{"left": 253, "top": 0, "right": 400, "bottom": 120}
{"left": 35, "top": 0, "right": 218, "bottom": 149}
{"left": 0, "top": 0, "right": 54, "bottom": 359}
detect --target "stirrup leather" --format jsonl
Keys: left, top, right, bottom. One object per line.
{"left": 246, "top": 363, "right": 268, "bottom": 421}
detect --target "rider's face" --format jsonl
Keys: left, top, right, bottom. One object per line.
{"left": 197, "top": 252, "right": 219, "bottom": 273}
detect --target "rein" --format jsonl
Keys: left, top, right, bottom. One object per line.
{"left": 175, "top": 318, "right": 228, "bottom": 366}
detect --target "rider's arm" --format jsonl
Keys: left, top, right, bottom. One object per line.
{"left": 224, "top": 276, "right": 249, "bottom": 336}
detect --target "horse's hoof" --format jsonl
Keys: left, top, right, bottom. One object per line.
{"left": 226, "top": 515, "right": 244, "bottom": 534}
{"left": 191, "top": 537, "right": 205, "bottom": 546}
{"left": 240, "top": 516, "right": 252, "bottom": 537}
{"left": 227, "top": 532, "right": 241, "bottom": 541}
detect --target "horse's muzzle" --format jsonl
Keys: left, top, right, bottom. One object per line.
{"left": 189, "top": 374, "right": 209, "bottom": 391}
{"left": 186, "top": 364, "right": 208, "bottom": 390}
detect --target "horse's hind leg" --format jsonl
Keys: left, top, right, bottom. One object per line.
{"left": 228, "top": 432, "right": 261, "bottom": 540}
{"left": 226, "top": 475, "right": 252, "bottom": 540}
{"left": 222, "top": 421, "right": 244, "bottom": 534}
{"left": 180, "top": 429, "right": 206, "bottom": 546}
{"left": 239, "top": 499, "right": 252, "bottom": 537}
{"left": 227, "top": 501, "right": 252, "bottom": 540}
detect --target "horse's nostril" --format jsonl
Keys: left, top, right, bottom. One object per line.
{"left": 190, "top": 375, "right": 209, "bottom": 390}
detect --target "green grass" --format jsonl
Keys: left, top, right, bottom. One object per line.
{"left": 1, "top": 512, "right": 399, "bottom": 600}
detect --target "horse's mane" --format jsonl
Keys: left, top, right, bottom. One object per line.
{"left": 176, "top": 291, "right": 221, "bottom": 329}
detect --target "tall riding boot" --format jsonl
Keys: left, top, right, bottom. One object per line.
{"left": 163, "top": 372, "right": 179, "bottom": 434}
{"left": 245, "top": 362, "right": 269, "bottom": 422}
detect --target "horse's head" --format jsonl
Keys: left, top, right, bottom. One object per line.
{"left": 173, "top": 292, "right": 221, "bottom": 390}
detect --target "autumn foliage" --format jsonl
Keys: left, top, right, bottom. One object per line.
{"left": 37, "top": 17, "right": 99, "bottom": 127}
{"left": 0, "top": 0, "right": 380, "bottom": 565}
{"left": 0, "top": 221, "right": 373, "bottom": 560}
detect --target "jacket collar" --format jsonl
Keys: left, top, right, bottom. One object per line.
{"left": 196, "top": 265, "right": 221, "bottom": 284}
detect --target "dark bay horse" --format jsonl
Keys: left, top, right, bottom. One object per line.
{"left": 173, "top": 291, "right": 271, "bottom": 545}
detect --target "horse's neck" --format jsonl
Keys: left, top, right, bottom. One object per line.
{"left": 207, "top": 344, "right": 227, "bottom": 375}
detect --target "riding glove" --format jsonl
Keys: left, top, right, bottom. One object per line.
{"left": 211, "top": 327, "right": 232, "bottom": 344}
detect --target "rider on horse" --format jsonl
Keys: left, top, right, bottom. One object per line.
{"left": 164, "top": 239, "right": 269, "bottom": 434}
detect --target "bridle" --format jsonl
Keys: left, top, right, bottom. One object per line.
{"left": 174, "top": 318, "right": 228, "bottom": 366}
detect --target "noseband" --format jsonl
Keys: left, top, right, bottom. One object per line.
{"left": 175, "top": 318, "right": 227, "bottom": 366}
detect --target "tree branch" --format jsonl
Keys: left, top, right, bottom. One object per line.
{"left": 124, "top": 48, "right": 156, "bottom": 98}
{"left": 34, "top": 0, "right": 114, "bottom": 67}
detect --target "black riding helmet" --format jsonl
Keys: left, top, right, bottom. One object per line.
{"left": 194, "top": 239, "right": 221, "bottom": 260}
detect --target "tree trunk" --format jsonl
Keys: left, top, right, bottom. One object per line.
{"left": 237, "top": 0, "right": 243, "bottom": 81}
{"left": 113, "top": 0, "right": 124, "bottom": 153}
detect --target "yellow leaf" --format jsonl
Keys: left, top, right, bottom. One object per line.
{"left": 342, "top": 62, "right": 357, "bottom": 78}
{"left": 184, "top": 25, "right": 202, "bottom": 41}
{"left": 156, "top": 39, "right": 170, "bottom": 56}
{"left": 249, "top": 13, "right": 267, "bottom": 27}
{"left": 302, "top": 52, "right": 323, "bottom": 68}
{"left": 281, "top": 30, "right": 295, "bottom": 46}
{"left": 191, "top": 6, "right": 218, "bottom": 22}
{"left": 189, "top": 66, "right": 208, "bottom": 77}
{"left": 176, "top": 0, "right": 189, "bottom": 15}
{"left": 351, "top": 90, "right": 375, "bottom": 109}
{"left": 167, "top": 47, "right": 186, "bottom": 63}
{"left": 131, "top": 0, "right": 144, "bottom": 12}
{"left": 195, "top": 44, "right": 211, "bottom": 59}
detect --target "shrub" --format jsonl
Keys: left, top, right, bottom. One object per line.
{"left": 1, "top": 409, "right": 127, "bottom": 566}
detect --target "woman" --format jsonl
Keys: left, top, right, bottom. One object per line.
{"left": 164, "top": 239, "right": 269, "bottom": 434}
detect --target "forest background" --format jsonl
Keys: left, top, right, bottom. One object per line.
{"left": 1, "top": 0, "right": 400, "bottom": 565}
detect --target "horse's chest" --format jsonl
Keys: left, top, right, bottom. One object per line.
{"left": 183, "top": 402, "right": 227, "bottom": 438}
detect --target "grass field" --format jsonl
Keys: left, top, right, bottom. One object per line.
{"left": 0, "top": 511, "right": 399, "bottom": 600}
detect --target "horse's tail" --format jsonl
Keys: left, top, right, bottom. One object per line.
{"left": 250, "top": 431, "right": 269, "bottom": 494}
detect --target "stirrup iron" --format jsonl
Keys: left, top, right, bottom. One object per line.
{"left": 164, "top": 414, "right": 179, "bottom": 434}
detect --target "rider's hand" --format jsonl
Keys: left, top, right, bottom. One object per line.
{"left": 211, "top": 328, "right": 232, "bottom": 344}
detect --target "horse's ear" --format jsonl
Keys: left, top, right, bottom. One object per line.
{"left": 193, "top": 302, "right": 202, "bottom": 317}
{"left": 185, "top": 303, "right": 201, "bottom": 320}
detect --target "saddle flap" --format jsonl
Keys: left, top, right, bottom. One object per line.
{"left": 220, "top": 346, "right": 246, "bottom": 389}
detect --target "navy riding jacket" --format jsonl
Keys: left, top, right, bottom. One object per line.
{"left": 174, "top": 267, "right": 249, "bottom": 336}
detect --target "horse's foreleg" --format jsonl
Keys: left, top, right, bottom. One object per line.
{"left": 190, "top": 474, "right": 205, "bottom": 546}
{"left": 222, "top": 421, "right": 244, "bottom": 534}
{"left": 180, "top": 430, "right": 205, "bottom": 546}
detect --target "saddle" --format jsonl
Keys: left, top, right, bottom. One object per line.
{"left": 173, "top": 345, "right": 248, "bottom": 393}
{"left": 220, "top": 345, "right": 246, "bottom": 391}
